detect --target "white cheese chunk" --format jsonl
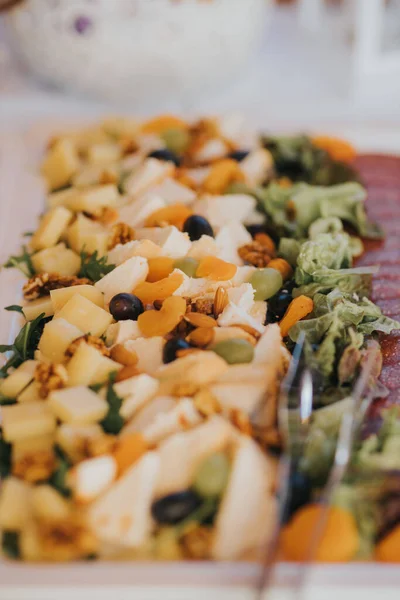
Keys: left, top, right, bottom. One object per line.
{"left": 249, "top": 300, "right": 267, "bottom": 325}
{"left": 49, "top": 386, "right": 108, "bottom": 424}
{"left": 193, "top": 138, "right": 228, "bottom": 163}
{"left": 122, "top": 396, "right": 176, "bottom": 437}
{"left": 210, "top": 382, "right": 267, "bottom": 416}
{"left": 95, "top": 256, "right": 148, "bottom": 304}
{"left": 186, "top": 166, "right": 211, "bottom": 186}
{"left": 114, "top": 374, "right": 159, "bottom": 421}
{"left": 215, "top": 222, "right": 252, "bottom": 265}
{"left": 108, "top": 240, "right": 162, "bottom": 266}
{"left": 67, "top": 184, "right": 119, "bottom": 216}
{"left": 227, "top": 283, "right": 254, "bottom": 311}
{"left": 217, "top": 302, "right": 265, "bottom": 334}
{"left": 192, "top": 194, "right": 256, "bottom": 230}
{"left": 56, "top": 295, "right": 113, "bottom": 337}
{"left": 231, "top": 266, "right": 256, "bottom": 286}
{"left": 143, "top": 177, "right": 196, "bottom": 205}
{"left": 253, "top": 324, "right": 283, "bottom": 371}
{"left": 124, "top": 158, "right": 173, "bottom": 197}
{"left": 105, "top": 320, "right": 142, "bottom": 346}
{"left": 72, "top": 455, "right": 117, "bottom": 504}
{"left": 90, "top": 452, "right": 160, "bottom": 548}
{"left": 118, "top": 194, "right": 166, "bottom": 228}
{"left": 240, "top": 148, "right": 273, "bottom": 186}
{"left": 134, "top": 225, "right": 191, "bottom": 259}
{"left": 124, "top": 337, "right": 164, "bottom": 375}
{"left": 142, "top": 398, "right": 202, "bottom": 446}
{"left": 187, "top": 235, "right": 218, "bottom": 260}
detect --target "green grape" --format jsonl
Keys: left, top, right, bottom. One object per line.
{"left": 211, "top": 338, "right": 254, "bottom": 365}
{"left": 161, "top": 128, "right": 190, "bottom": 155}
{"left": 249, "top": 268, "right": 283, "bottom": 301}
{"left": 193, "top": 453, "right": 231, "bottom": 499}
{"left": 174, "top": 257, "right": 199, "bottom": 278}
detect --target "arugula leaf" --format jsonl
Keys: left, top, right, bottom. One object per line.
{"left": 101, "top": 372, "right": 124, "bottom": 434}
{"left": 0, "top": 313, "right": 48, "bottom": 378}
{"left": 23, "top": 231, "right": 34, "bottom": 238}
{"left": 0, "top": 433, "right": 12, "bottom": 478}
{"left": 3, "top": 245, "right": 35, "bottom": 277}
{"left": 78, "top": 250, "right": 115, "bottom": 283}
{"left": 0, "top": 394, "right": 17, "bottom": 406}
{"left": 2, "top": 531, "right": 20, "bottom": 560}
{"left": 49, "top": 449, "right": 71, "bottom": 497}
{"left": 5, "top": 305, "right": 24, "bottom": 314}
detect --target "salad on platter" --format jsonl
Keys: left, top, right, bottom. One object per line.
{"left": 0, "top": 114, "right": 399, "bottom": 564}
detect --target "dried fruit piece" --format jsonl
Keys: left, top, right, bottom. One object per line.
{"left": 268, "top": 258, "right": 293, "bottom": 281}
{"left": 375, "top": 525, "right": 400, "bottom": 562}
{"left": 112, "top": 433, "right": 147, "bottom": 476}
{"left": 213, "top": 287, "right": 229, "bottom": 318}
{"left": 134, "top": 271, "right": 184, "bottom": 304}
{"left": 312, "top": 135, "right": 356, "bottom": 163}
{"left": 110, "top": 344, "right": 138, "bottom": 366}
{"left": 141, "top": 115, "right": 187, "bottom": 135}
{"left": 184, "top": 313, "right": 217, "bottom": 329}
{"left": 138, "top": 296, "right": 186, "bottom": 337}
{"left": 147, "top": 257, "right": 175, "bottom": 283}
{"left": 186, "top": 327, "right": 215, "bottom": 348}
{"left": 145, "top": 203, "right": 193, "bottom": 230}
{"left": 115, "top": 365, "right": 142, "bottom": 382}
{"left": 108, "top": 222, "right": 135, "bottom": 250}
{"left": 281, "top": 504, "right": 359, "bottom": 562}
{"left": 279, "top": 295, "right": 314, "bottom": 338}
{"left": 196, "top": 256, "right": 237, "bottom": 281}
{"left": 202, "top": 159, "right": 244, "bottom": 194}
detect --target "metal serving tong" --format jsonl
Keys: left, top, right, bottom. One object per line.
{"left": 253, "top": 336, "right": 377, "bottom": 600}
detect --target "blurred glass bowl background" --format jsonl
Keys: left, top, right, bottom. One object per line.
{"left": 4, "top": 0, "right": 271, "bottom": 110}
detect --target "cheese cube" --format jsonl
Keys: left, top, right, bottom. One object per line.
{"left": 23, "top": 297, "right": 54, "bottom": 321}
{"left": 108, "top": 240, "right": 162, "bottom": 266}
{"left": 156, "top": 351, "right": 228, "bottom": 391}
{"left": 87, "top": 143, "right": 122, "bottom": 165}
{"left": 0, "top": 478, "right": 32, "bottom": 531}
{"left": 47, "top": 187, "right": 77, "bottom": 209}
{"left": 71, "top": 455, "right": 117, "bottom": 504}
{"left": 56, "top": 423, "right": 104, "bottom": 463}
{"left": 56, "top": 295, "right": 113, "bottom": 337}
{"left": 192, "top": 194, "right": 256, "bottom": 230}
{"left": 66, "top": 343, "right": 119, "bottom": 387}
{"left": 124, "top": 337, "right": 164, "bottom": 375}
{"left": 114, "top": 374, "right": 159, "bottom": 420}
{"left": 31, "top": 206, "right": 73, "bottom": 251}
{"left": 119, "top": 194, "right": 166, "bottom": 229}
{"left": 89, "top": 452, "right": 160, "bottom": 548}
{"left": 38, "top": 318, "right": 83, "bottom": 363}
{"left": 49, "top": 386, "right": 108, "bottom": 424}
{"left": 124, "top": 158, "right": 173, "bottom": 197}
{"left": 13, "top": 433, "right": 55, "bottom": 461}
{"left": 0, "top": 360, "right": 38, "bottom": 398}
{"left": 66, "top": 213, "right": 108, "bottom": 255}
{"left": 51, "top": 284, "right": 104, "bottom": 312}
{"left": 41, "top": 138, "right": 79, "bottom": 191}
{"left": 31, "top": 243, "right": 81, "bottom": 276}
{"left": 193, "top": 138, "right": 227, "bottom": 163}
{"left": 95, "top": 256, "right": 148, "bottom": 304}
{"left": 134, "top": 226, "right": 191, "bottom": 259}
{"left": 72, "top": 164, "right": 118, "bottom": 189}
{"left": 17, "top": 382, "right": 42, "bottom": 403}
{"left": 215, "top": 222, "right": 252, "bottom": 265}
{"left": 210, "top": 382, "right": 266, "bottom": 416}
{"left": 240, "top": 148, "right": 274, "bottom": 186}
{"left": 144, "top": 177, "right": 196, "bottom": 205}
{"left": 186, "top": 166, "right": 211, "bottom": 186}
{"left": 67, "top": 184, "right": 119, "bottom": 216}
{"left": 143, "top": 398, "right": 202, "bottom": 445}
{"left": 105, "top": 320, "right": 142, "bottom": 346}
{"left": 31, "top": 486, "right": 71, "bottom": 522}
{"left": 187, "top": 235, "right": 218, "bottom": 261}
{"left": 1, "top": 402, "right": 56, "bottom": 442}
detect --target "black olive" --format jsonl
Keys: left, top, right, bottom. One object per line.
{"left": 163, "top": 338, "right": 191, "bottom": 364}
{"left": 227, "top": 150, "right": 249, "bottom": 162}
{"left": 109, "top": 293, "right": 144, "bottom": 321}
{"left": 265, "top": 307, "right": 279, "bottom": 324}
{"left": 183, "top": 215, "right": 214, "bottom": 241}
{"left": 283, "top": 470, "right": 312, "bottom": 523}
{"left": 151, "top": 490, "right": 202, "bottom": 525}
{"left": 147, "top": 149, "right": 181, "bottom": 167}
{"left": 267, "top": 288, "right": 293, "bottom": 321}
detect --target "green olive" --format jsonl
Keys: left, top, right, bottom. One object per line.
{"left": 161, "top": 128, "right": 190, "bottom": 155}
{"left": 174, "top": 257, "right": 199, "bottom": 278}
{"left": 249, "top": 268, "right": 283, "bottom": 301}
{"left": 193, "top": 453, "right": 231, "bottom": 499}
{"left": 211, "top": 338, "right": 254, "bottom": 365}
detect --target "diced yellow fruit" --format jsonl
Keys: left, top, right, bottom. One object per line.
{"left": 23, "top": 297, "right": 54, "bottom": 321}
{"left": 31, "top": 206, "right": 73, "bottom": 251}
{"left": 95, "top": 256, "right": 148, "bottom": 304}
{"left": 56, "top": 423, "right": 103, "bottom": 463}
{"left": 67, "top": 184, "right": 119, "bottom": 216}
{"left": 49, "top": 386, "right": 108, "bottom": 424}
{"left": 17, "top": 381, "right": 42, "bottom": 403}
{"left": 13, "top": 433, "right": 55, "bottom": 461}
{"left": 87, "top": 143, "right": 122, "bottom": 165}
{"left": 47, "top": 187, "right": 77, "bottom": 209}
{"left": 31, "top": 243, "right": 81, "bottom": 276}
{"left": 0, "top": 360, "right": 38, "bottom": 398}
{"left": 51, "top": 284, "right": 104, "bottom": 313}
{"left": 66, "top": 343, "right": 120, "bottom": 387}
{"left": 41, "top": 138, "right": 79, "bottom": 191}
{"left": 1, "top": 401, "right": 56, "bottom": 443}
{"left": 38, "top": 318, "right": 83, "bottom": 363}
{"left": 31, "top": 485, "right": 71, "bottom": 522}
{"left": 0, "top": 477, "right": 32, "bottom": 531}
{"left": 56, "top": 295, "right": 113, "bottom": 337}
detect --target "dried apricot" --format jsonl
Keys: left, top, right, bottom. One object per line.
{"left": 140, "top": 115, "right": 188, "bottom": 135}
{"left": 268, "top": 258, "right": 293, "bottom": 281}
{"left": 145, "top": 203, "right": 193, "bottom": 230}
{"left": 375, "top": 525, "right": 400, "bottom": 562}
{"left": 147, "top": 257, "right": 175, "bottom": 283}
{"left": 196, "top": 256, "right": 237, "bottom": 281}
{"left": 138, "top": 296, "right": 186, "bottom": 337}
{"left": 134, "top": 271, "right": 184, "bottom": 305}
{"left": 312, "top": 136, "right": 356, "bottom": 164}
{"left": 113, "top": 433, "right": 147, "bottom": 476}
{"left": 202, "top": 159, "right": 244, "bottom": 194}
{"left": 279, "top": 295, "right": 314, "bottom": 338}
